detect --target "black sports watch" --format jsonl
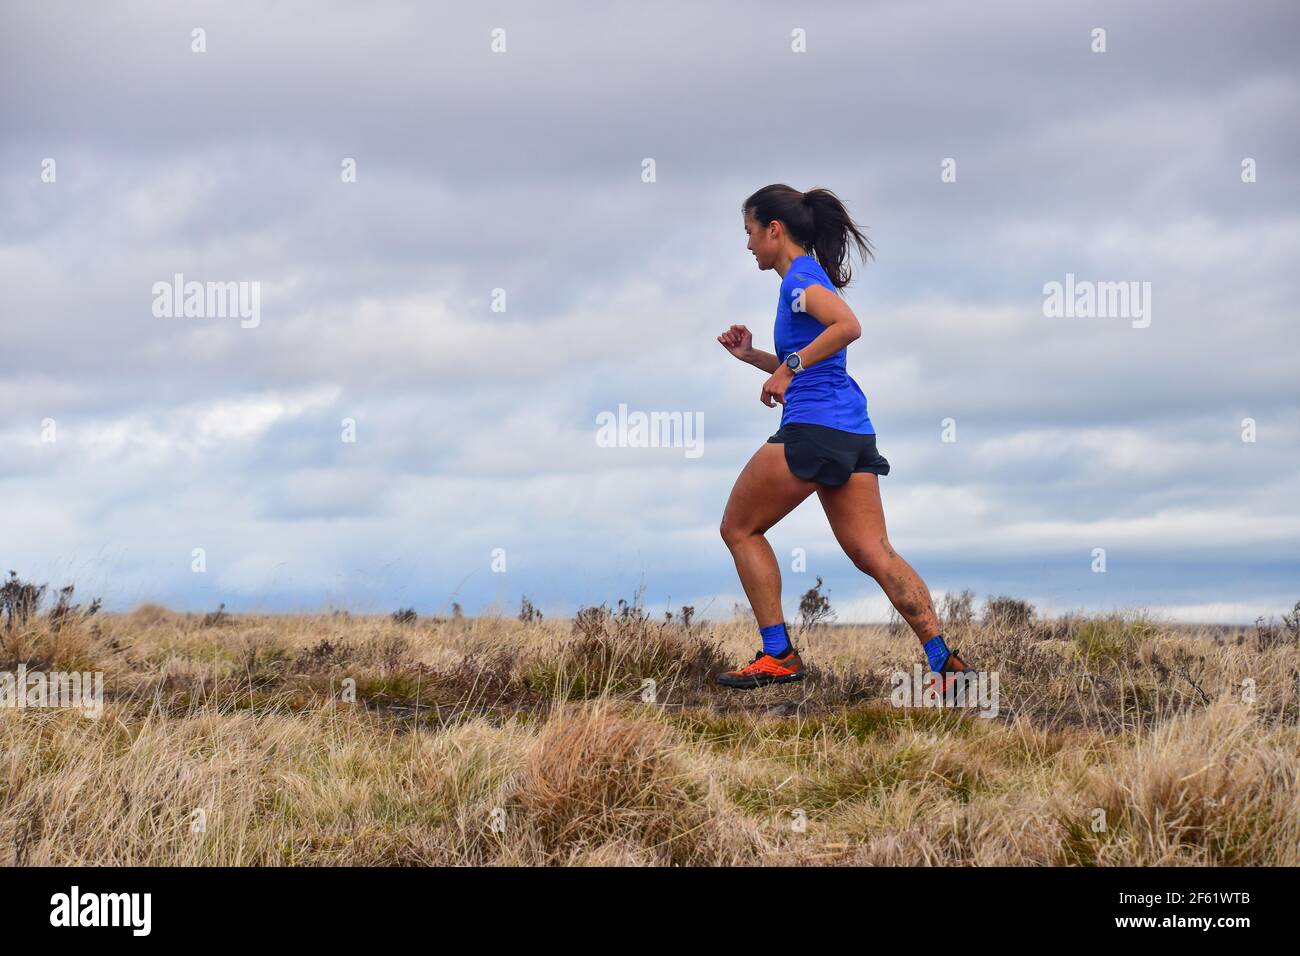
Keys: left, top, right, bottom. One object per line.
{"left": 785, "top": 352, "right": 805, "bottom": 374}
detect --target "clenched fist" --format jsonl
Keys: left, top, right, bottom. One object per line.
{"left": 717, "top": 324, "right": 754, "bottom": 361}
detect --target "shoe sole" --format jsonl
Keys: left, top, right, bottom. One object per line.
{"left": 715, "top": 671, "right": 805, "bottom": 690}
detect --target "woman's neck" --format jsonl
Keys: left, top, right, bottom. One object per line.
{"left": 775, "top": 247, "right": 814, "bottom": 278}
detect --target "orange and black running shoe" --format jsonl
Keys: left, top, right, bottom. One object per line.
{"left": 715, "top": 646, "right": 806, "bottom": 689}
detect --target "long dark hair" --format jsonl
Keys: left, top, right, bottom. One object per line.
{"left": 742, "top": 184, "right": 874, "bottom": 290}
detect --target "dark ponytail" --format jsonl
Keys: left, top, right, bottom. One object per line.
{"left": 741, "top": 183, "right": 875, "bottom": 290}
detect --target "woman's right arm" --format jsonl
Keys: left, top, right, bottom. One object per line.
{"left": 717, "top": 324, "right": 781, "bottom": 373}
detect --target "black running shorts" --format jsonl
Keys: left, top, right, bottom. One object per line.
{"left": 767, "top": 422, "right": 891, "bottom": 486}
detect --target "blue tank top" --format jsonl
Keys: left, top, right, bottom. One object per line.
{"left": 774, "top": 255, "right": 874, "bottom": 434}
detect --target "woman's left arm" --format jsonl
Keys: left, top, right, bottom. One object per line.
{"left": 760, "top": 285, "right": 862, "bottom": 407}
{"left": 789, "top": 285, "right": 862, "bottom": 367}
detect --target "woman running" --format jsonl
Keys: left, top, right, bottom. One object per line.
{"left": 715, "top": 184, "right": 977, "bottom": 690}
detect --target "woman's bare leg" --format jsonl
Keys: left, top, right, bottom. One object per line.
{"left": 815, "top": 472, "right": 942, "bottom": 645}
{"left": 720, "top": 443, "right": 819, "bottom": 628}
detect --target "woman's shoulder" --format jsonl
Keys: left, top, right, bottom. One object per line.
{"left": 781, "top": 262, "right": 833, "bottom": 300}
{"left": 784, "top": 257, "right": 835, "bottom": 289}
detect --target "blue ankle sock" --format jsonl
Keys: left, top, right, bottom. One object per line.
{"left": 760, "top": 622, "right": 792, "bottom": 656}
{"left": 923, "top": 634, "right": 950, "bottom": 672}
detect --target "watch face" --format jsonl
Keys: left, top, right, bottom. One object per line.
{"left": 786, "top": 354, "right": 799, "bottom": 369}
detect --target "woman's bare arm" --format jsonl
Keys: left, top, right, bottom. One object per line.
{"left": 742, "top": 348, "right": 781, "bottom": 373}
{"left": 759, "top": 286, "right": 863, "bottom": 407}
{"left": 717, "top": 324, "right": 780, "bottom": 373}
{"left": 786, "top": 284, "right": 862, "bottom": 369}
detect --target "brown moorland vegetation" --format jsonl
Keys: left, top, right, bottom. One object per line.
{"left": 1, "top": 579, "right": 1298, "bottom": 866}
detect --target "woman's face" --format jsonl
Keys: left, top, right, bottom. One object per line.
{"left": 744, "top": 209, "right": 779, "bottom": 271}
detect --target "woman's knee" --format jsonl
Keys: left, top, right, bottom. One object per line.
{"left": 719, "top": 513, "right": 754, "bottom": 550}
{"left": 847, "top": 533, "right": 900, "bottom": 578}
{"left": 848, "top": 544, "right": 893, "bottom": 580}
{"left": 719, "top": 514, "right": 737, "bottom": 548}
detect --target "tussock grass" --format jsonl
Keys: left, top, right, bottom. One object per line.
{"left": 0, "top": 602, "right": 1296, "bottom": 865}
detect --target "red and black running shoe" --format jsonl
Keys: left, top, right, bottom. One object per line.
{"left": 937, "top": 646, "right": 979, "bottom": 696}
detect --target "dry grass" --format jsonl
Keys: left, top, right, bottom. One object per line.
{"left": 1, "top": 600, "right": 1297, "bottom": 866}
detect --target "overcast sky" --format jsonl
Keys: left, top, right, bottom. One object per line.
{"left": 2, "top": 0, "right": 1297, "bottom": 624}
